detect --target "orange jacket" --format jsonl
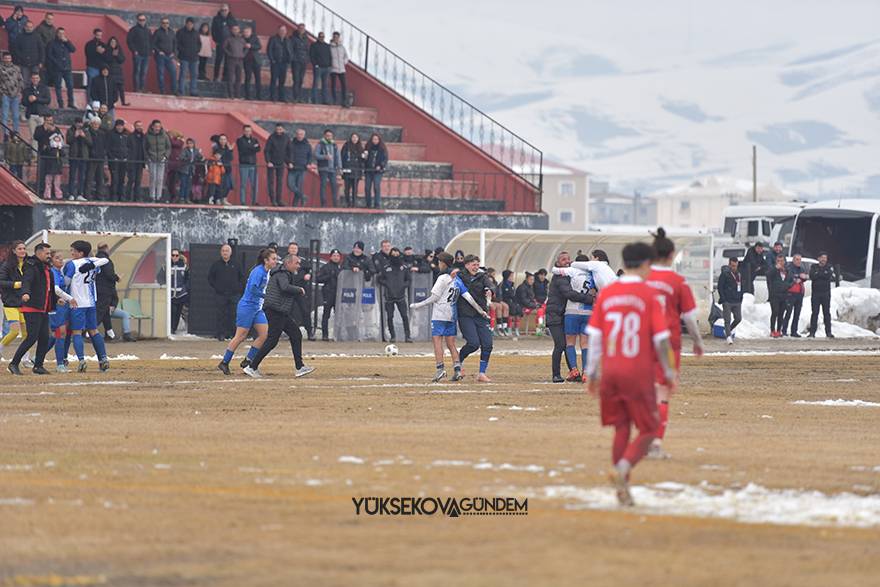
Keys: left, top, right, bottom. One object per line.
{"left": 205, "top": 160, "right": 224, "bottom": 185}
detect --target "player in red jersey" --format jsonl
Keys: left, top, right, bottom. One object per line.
{"left": 585, "top": 242, "right": 676, "bottom": 506}
{"left": 645, "top": 228, "right": 704, "bottom": 459}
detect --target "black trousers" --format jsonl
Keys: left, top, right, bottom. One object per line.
{"left": 321, "top": 301, "right": 334, "bottom": 339}
{"left": 769, "top": 296, "right": 786, "bottom": 332}
{"left": 549, "top": 323, "right": 572, "bottom": 378}
{"left": 109, "top": 160, "right": 127, "bottom": 200}
{"left": 267, "top": 166, "right": 285, "bottom": 204}
{"left": 250, "top": 307, "right": 304, "bottom": 370}
{"left": 782, "top": 295, "right": 803, "bottom": 335}
{"left": 127, "top": 164, "right": 144, "bottom": 200}
{"left": 244, "top": 59, "right": 261, "bottom": 99}
{"left": 171, "top": 297, "right": 187, "bottom": 334}
{"left": 86, "top": 161, "right": 104, "bottom": 199}
{"left": 12, "top": 312, "right": 50, "bottom": 368}
{"left": 215, "top": 293, "right": 237, "bottom": 339}
{"left": 343, "top": 175, "right": 360, "bottom": 206}
{"left": 385, "top": 299, "right": 410, "bottom": 340}
{"left": 97, "top": 298, "right": 113, "bottom": 333}
{"left": 331, "top": 72, "right": 347, "bottom": 105}
{"left": 291, "top": 61, "right": 306, "bottom": 101}
{"left": 213, "top": 47, "right": 227, "bottom": 81}
{"left": 296, "top": 295, "right": 313, "bottom": 337}
{"left": 810, "top": 293, "right": 832, "bottom": 336}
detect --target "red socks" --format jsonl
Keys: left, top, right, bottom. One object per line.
{"left": 657, "top": 400, "right": 669, "bottom": 440}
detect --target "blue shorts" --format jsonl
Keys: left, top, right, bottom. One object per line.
{"left": 236, "top": 304, "right": 268, "bottom": 329}
{"left": 69, "top": 307, "right": 98, "bottom": 331}
{"left": 564, "top": 314, "right": 590, "bottom": 336}
{"left": 50, "top": 305, "right": 69, "bottom": 330}
{"left": 431, "top": 320, "right": 457, "bottom": 337}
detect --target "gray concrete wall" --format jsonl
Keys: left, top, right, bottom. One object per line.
{"left": 32, "top": 204, "right": 548, "bottom": 251}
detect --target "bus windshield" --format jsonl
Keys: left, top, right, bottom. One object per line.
{"left": 792, "top": 210, "right": 873, "bottom": 281}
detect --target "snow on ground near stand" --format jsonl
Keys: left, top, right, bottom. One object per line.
{"left": 792, "top": 399, "right": 880, "bottom": 407}
{"left": 533, "top": 482, "right": 880, "bottom": 528}
{"left": 729, "top": 288, "right": 880, "bottom": 339}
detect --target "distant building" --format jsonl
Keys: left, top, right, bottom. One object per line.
{"left": 537, "top": 160, "right": 590, "bottom": 231}
{"left": 652, "top": 176, "right": 796, "bottom": 230}
{"left": 589, "top": 181, "right": 656, "bottom": 226}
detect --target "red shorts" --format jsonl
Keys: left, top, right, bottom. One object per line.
{"left": 653, "top": 343, "right": 681, "bottom": 385}
{"left": 600, "top": 373, "right": 659, "bottom": 434}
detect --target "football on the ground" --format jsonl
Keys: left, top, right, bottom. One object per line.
{"left": 384, "top": 344, "right": 399, "bottom": 356}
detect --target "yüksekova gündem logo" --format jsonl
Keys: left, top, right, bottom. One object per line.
{"left": 352, "top": 496, "right": 528, "bottom": 517}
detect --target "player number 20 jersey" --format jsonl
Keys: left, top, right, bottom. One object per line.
{"left": 63, "top": 257, "right": 109, "bottom": 308}
{"left": 428, "top": 273, "right": 465, "bottom": 322}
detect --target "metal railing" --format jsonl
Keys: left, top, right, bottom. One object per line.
{"left": 9, "top": 155, "right": 540, "bottom": 211}
{"left": 263, "top": 0, "right": 543, "bottom": 192}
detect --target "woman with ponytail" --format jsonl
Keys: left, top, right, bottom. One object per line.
{"left": 645, "top": 227, "right": 704, "bottom": 459}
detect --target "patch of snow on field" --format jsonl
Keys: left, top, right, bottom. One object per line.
{"left": 66, "top": 354, "right": 140, "bottom": 362}
{"left": 47, "top": 381, "right": 136, "bottom": 387}
{"left": 791, "top": 399, "right": 880, "bottom": 407}
{"left": 536, "top": 482, "right": 880, "bottom": 528}
{"left": 0, "top": 498, "right": 34, "bottom": 506}
{"left": 338, "top": 456, "right": 365, "bottom": 464}
{"left": 159, "top": 353, "right": 198, "bottom": 360}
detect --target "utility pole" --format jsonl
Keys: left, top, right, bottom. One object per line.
{"left": 752, "top": 145, "right": 757, "bottom": 202}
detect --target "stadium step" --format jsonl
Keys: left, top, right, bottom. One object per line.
{"left": 192, "top": 79, "right": 355, "bottom": 106}
{"left": 36, "top": 0, "right": 257, "bottom": 32}
{"left": 257, "top": 120, "right": 403, "bottom": 143}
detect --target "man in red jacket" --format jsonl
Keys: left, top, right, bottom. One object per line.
{"left": 9, "top": 243, "right": 75, "bottom": 375}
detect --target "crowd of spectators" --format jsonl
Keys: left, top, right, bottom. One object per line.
{"left": 0, "top": 4, "right": 383, "bottom": 206}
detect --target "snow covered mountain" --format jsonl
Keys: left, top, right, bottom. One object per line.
{"left": 331, "top": 0, "right": 880, "bottom": 197}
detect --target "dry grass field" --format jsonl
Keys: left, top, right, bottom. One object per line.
{"left": 1, "top": 340, "right": 879, "bottom": 586}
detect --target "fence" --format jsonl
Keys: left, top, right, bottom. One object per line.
{"left": 10, "top": 155, "right": 540, "bottom": 211}
{"left": 263, "top": 0, "right": 543, "bottom": 192}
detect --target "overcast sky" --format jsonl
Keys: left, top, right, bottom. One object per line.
{"left": 330, "top": 0, "right": 880, "bottom": 195}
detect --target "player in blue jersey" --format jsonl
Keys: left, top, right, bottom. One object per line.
{"left": 49, "top": 250, "right": 72, "bottom": 373}
{"left": 64, "top": 240, "right": 111, "bottom": 373}
{"left": 217, "top": 248, "right": 277, "bottom": 375}
{"left": 410, "top": 252, "right": 488, "bottom": 382}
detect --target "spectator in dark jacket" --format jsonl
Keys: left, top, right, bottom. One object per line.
{"left": 309, "top": 32, "right": 331, "bottom": 104}
{"left": 106, "top": 37, "right": 127, "bottom": 106}
{"left": 176, "top": 137, "right": 201, "bottom": 202}
{"left": 126, "top": 120, "right": 147, "bottom": 201}
{"left": 516, "top": 273, "right": 539, "bottom": 312}
{"left": 546, "top": 251, "right": 591, "bottom": 382}
{"left": 286, "top": 128, "right": 312, "bottom": 207}
{"left": 717, "top": 257, "right": 743, "bottom": 343}
{"left": 156, "top": 250, "right": 190, "bottom": 334}
{"left": 808, "top": 252, "right": 836, "bottom": 338}
{"left": 340, "top": 132, "right": 364, "bottom": 207}
{"left": 152, "top": 18, "right": 177, "bottom": 94}
{"left": 126, "top": 14, "right": 151, "bottom": 91}
{"left": 533, "top": 269, "right": 549, "bottom": 303}
{"left": 211, "top": 4, "right": 237, "bottom": 81}
{"left": 316, "top": 248, "right": 342, "bottom": 340}
{"left": 766, "top": 254, "right": 793, "bottom": 337}
{"left": 84, "top": 28, "right": 108, "bottom": 87}
{"left": 85, "top": 118, "right": 107, "bottom": 200}
{"left": 106, "top": 119, "right": 130, "bottom": 200}
{"left": 290, "top": 24, "right": 310, "bottom": 102}
{"left": 208, "top": 243, "right": 243, "bottom": 340}
{"left": 264, "top": 124, "right": 289, "bottom": 206}
{"left": 782, "top": 254, "right": 809, "bottom": 337}
{"left": 314, "top": 129, "right": 341, "bottom": 207}
{"left": 378, "top": 248, "right": 412, "bottom": 342}
{"left": 246, "top": 254, "right": 312, "bottom": 377}
{"left": 65, "top": 119, "right": 91, "bottom": 199}
{"left": 176, "top": 18, "right": 200, "bottom": 97}
{"left": 741, "top": 242, "right": 767, "bottom": 294}
{"left": 236, "top": 125, "right": 261, "bottom": 205}
{"left": 343, "top": 241, "right": 373, "bottom": 281}
{"left": 23, "top": 71, "right": 50, "bottom": 142}
{"left": 364, "top": 133, "right": 388, "bottom": 209}
{"left": 12, "top": 20, "right": 43, "bottom": 82}
{"left": 223, "top": 25, "right": 246, "bottom": 99}
{"left": 46, "top": 29, "right": 75, "bottom": 109}
{"left": 35, "top": 13, "right": 56, "bottom": 49}
{"left": 242, "top": 26, "right": 262, "bottom": 100}
{"left": 266, "top": 25, "right": 289, "bottom": 102}
{"left": 4, "top": 6, "right": 28, "bottom": 48}
{"left": 500, "top": 270, "right": 521, "bottom": 317}
{"left": 88, "top": 66, "right": 118, "bottom": 112}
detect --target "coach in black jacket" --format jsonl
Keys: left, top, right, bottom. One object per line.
{"left": 246, "top": 254, "right": 310, "bottom": 376}
{"left": 207, "top": 244, "right": 243, "bottom": 340}
{"left": 378, "top": 248, "right": 412, "bottom": 343}
{"left": 808, "top": 253, "right": 837, "bottom": 338}
{"left": 9, "top": 244, "right": 74, "bottom": 375}
{"left": 546, "top": 252, "right": 593, "bottom": 382}
{"left": 316, "top": 249, "right": 342, "bottom": 341}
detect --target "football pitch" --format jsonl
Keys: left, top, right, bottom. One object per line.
{"left": 1, "top": 340, "right": 879, "bottom": 586}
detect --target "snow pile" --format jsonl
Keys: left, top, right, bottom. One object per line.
{"left": 792, "top": 399, "right": 880, "bottom": 407}
{"left": 538, "top": 482, "right": 880, "bottom": 527}
{"left": 728, "top": 289, "right": 880, "bottom": 339}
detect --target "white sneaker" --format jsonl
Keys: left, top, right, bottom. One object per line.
{"left": 75, "top": 196, "right": 87, "bottom": 202}
{"left": 726, "top": 336, "right": 734, "bottom": 345}
{"left": 21, "top": 357, "right": 34, "bottom": 369}
{"left": 243, "top": 366, "right": 263, "bottom": 378}
{"left": 56, "top": 364, "right": 70, "bottom": 374}
{"left": 294, "top": 365, "right": 315, "bottom": 378}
